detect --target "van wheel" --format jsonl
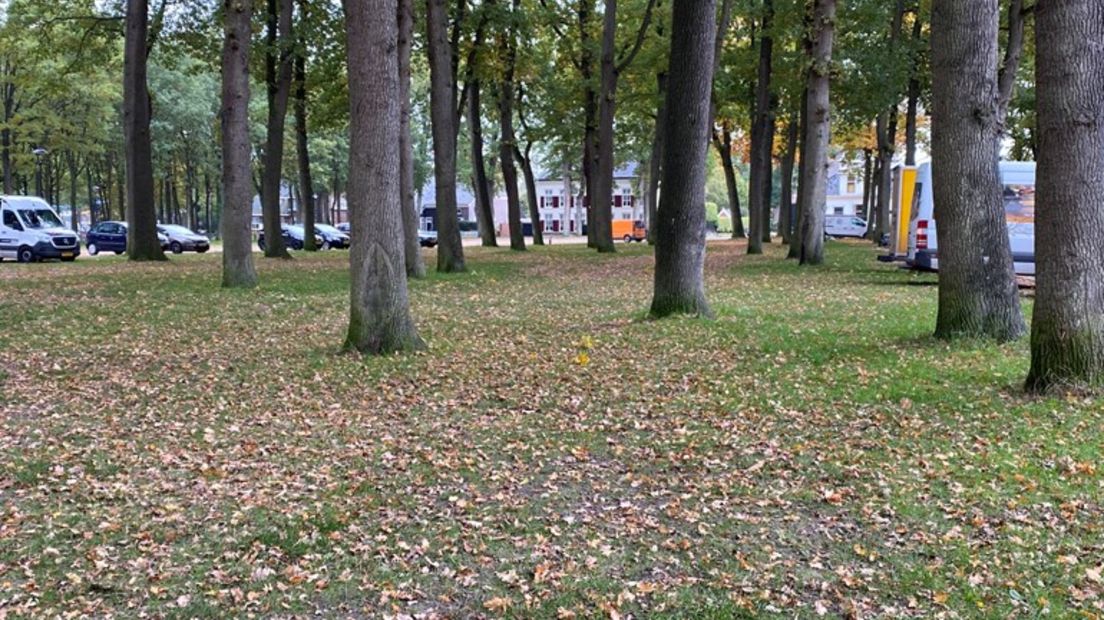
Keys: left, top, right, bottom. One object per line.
{"left": 87, "top": 243, "right": 99, "bottom": 255}
{"left": 623, "top": 235, "right": 632, "bottom": 243}
{"left": 17, "top": 246, "right": 35, "bottom": 263}
{"left": 322, "top": 241, "right": 331, "bottom": 251}
{"left": 170, "top": 241, "right": 183, "bottom": 254}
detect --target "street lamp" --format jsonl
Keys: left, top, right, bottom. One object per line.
{"left": 32, "top": 147, "right": 48, "bottom": 199}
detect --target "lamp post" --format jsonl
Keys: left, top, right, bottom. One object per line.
{"left": 32, "top": 147, "right": 48, "bottom": 199}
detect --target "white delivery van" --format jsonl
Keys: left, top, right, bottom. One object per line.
{"left": 907, "top": 162, "right": 1036, "bottom": 275}
{"left": 825, "top": 215, "right": 868, "bottom": 238}
{"left": 0, "top": 196, "right": 81, "bottom": 262}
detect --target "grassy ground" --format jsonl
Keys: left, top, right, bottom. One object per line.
{"left": 1, "top": 241, "right": 1101, "bottom": 619}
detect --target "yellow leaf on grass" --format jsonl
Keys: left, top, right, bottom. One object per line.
{"left": 484, "top": 596, "right": 512, "bottom": 613}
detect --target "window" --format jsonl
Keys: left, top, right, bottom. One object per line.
{"left": 847, "top": 178, "right": 856, "bottom": 194}
{"left": 833, "top": 206, "right": 845, "bottom": 215}
{"left": 2, "top": 210, "right": 20, "bottom": 229}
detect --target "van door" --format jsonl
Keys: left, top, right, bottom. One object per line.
{"left": 0, "top": 209, "right": 23, "bottom": 259}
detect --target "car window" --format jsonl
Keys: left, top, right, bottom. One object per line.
{"left": 2, "top": 210, "right": 21, "bottom": 229}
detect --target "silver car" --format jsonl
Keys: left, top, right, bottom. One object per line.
{"left": 157, "top": 224, "right": 211, "bottom": 254}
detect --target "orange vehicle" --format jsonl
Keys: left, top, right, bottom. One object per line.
{"left": 612, "top": 219, "right": 647, "bottom": 243}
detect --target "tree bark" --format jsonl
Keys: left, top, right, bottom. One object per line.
{"left": 904, "top": 13, "right": 922, "bottom": 166}
{"left": 220, "top": 0, "right": 258, "bottom": 287}
{"left": 260, "top": 0, "right": 294, "bottom": 258}
{"left": 515, "top": 142, "right": 543, "bottom": 245}
{"left": 996, "top": 0, "right": 1027, "bottom": 125}
{"left": 294, "top": 33, "right": 317, "bottom": 251}
{"left": 787, "top": 84, "right": 808, "bottom": 259}
{"left": 123, "top": 0, "right": 166, "bottom": 261}
{"left": 874, "top": 110, "right": 896, "bottom": 243}
{"left": 497, "top": 5, "right": 525, "bottom": 252}
{"left": 647, "top": 72, "right": 667, "bottom": 245}
{"left": 929, "top": 0, "right": 1024, "bottom": 340}
{"left": 747, "top": 0, "right": 774, "bottom": 255}
{"left": 797, "top": 0, "right": 835, "bottom": 266}
{"left": 861, "top": 147, "right": 873, "bottom": 222}
{"left": 1026, "top": 0, "right": 1104, "bottom": 392}
{"left": 398, "top": 0, "right": 426, "bottom": 278}
{"left": 343, "top": 0, "right": 424, "bottom": 355}
{"left": 426, "top": 0, "right": 466, "bottom": 272}
{"left": 713, "top": 123, "right": 744, "bottom": 241}
{"left": 779, "top": 115, "right": 798, "bottom": 244}
{"left": 650, "top": 0, "right": 715, "bottom": 318}
{"left": 66, "top": 152, "right": 79, "bottom": 232}
{"left": 468, "top": 81, "right": 497, "bottom": 246}
{"left": 578, "top": 0, "right": 598, "bottom": 247}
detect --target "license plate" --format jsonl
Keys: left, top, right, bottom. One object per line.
{"left": 61, "top": 252, "right": 74, "bottom": 258}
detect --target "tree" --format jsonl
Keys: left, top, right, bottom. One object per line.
{"left": 929, "top": 0, "right": 1024, "bottom": 340}
{"left": 649, "top": 0, "right": 715, "bottom": 318}
{"left": 747, "top": 0, "right": 775, "bottom": 256}
{"left": 592, "top": 0, "right": 656, "bottom": 253}
{"left": 220, "top": 0, "right": 258, "bottom": 288}
{"left": 426, "top": 0, "right": 466, "bottom": 273}
{"left": 497, "top": 0, "right": 525, "bottom": 251}
{"left": 260, "top": 0, "right": 294, "bottom": 259}
{"left": 1025, "top": 0, "right": 1104, "bottom": 391}
{"left": 797, "top": 0, "right": 835, "bottom": 266}
{"left": 294, "top": 1, "right": 316, "bottom": 252}
{"left": 343, "top": 0, "right": 424, "bottom": 355}
{"left": 123, "top": 0, "right": 166, "bottom": 261}
{"left": 398, "top": 0, "right": 426, "bottom": 278}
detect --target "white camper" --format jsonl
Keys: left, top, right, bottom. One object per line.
{"left": 907, "top": 162, "right": 1036, "bottom": 275}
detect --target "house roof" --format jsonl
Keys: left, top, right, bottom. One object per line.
{"left": 420, "top": 181, "right": 475, "bottom": 206}
{"left": 536, "top": 161, "right": 640, "bottom": 182}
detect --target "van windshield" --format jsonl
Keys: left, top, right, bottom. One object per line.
{"left": 18, "top": 209, "right": 64, "bottom": 230}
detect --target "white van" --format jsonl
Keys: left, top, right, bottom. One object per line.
{"left": 0, "top": 196, "right": 81, "bottom": 262}
{"left": 907, "top": 162, "right": 1036, "bottom": 275}
{"left": 825, "top": 215, "right": 868, "bottom": 238}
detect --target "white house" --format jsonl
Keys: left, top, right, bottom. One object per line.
{"left": 825, "top": 159, "right": 866, "bottom": 217}
{"left": 519, "top": 163, "right": 641, "bottom": 234}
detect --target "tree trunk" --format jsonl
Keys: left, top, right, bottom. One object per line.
{"left": 904, "top": 13, "right": 922, "bottom": 166}
{"left": 261, "top": 0, "right": 294, "bottom": 258}
{"left": 343, "top": 0, "right": 424, "bottom": 355}
{"left": 592, "top": 0, "right": 621, "bottom": 254}
{"left": 996, "top": 0, "right": 1026, "bottom": 125}
{"left": 578, "top": 0, "right": 598, "bottom": 248}
{"left": 123, "top": 0, "right": 166, "bottom": 261}
{"left": 861, "top": 147, "right": 873, "bottom": 223}
{"left": 426, "top": 0, "right": 466, "bottom": 272}
{"left": 650, "top": 0, "right": 716, "bottom": 318}
{"left": 797, "top": 0, "right": 835, "bottom": 266}
{"left": 875, "top": 110, "right": 896, "bottom": 244}
{"left": 779, "top": 115, "right": 798, "bottom": 244}
{"left": 647, "top": 72, "right": 667, "bottom": 245}
{"left": 761, "top": 113, "right": 776, "bottom": 244}
{"left": 1025, "top": 0, "right": 1104, "bottom": 391}
{"left": 713, "top": 123, "right": 744, "bottom": 241}
{"left": 498, "top": 14, "right": 525, "bottom": 252}
{"left": 787, "top": 85, "right": 809, "bottom": 259}
{"left": 929, "top": 0, "right": 1024, "bottom": 340}
{"left": 66, "top": 152, "right": 79, "bottom": 232}
{"left": 747, "top": 0, "right": 774, "bottom": 255}
{"left": 515, "top": 143, "right": 544, "bottom": 245}
{"left": 294, "top": 38, "right": 317, "bottom": 251}
{"left": 220, "top": 0, "right": 258, "bottom": 287}
{"left": 469, "top": 81, "right": 497, "bottom": 246}
{"left": 398, "top": 0, "right": 426, "bottom": 278}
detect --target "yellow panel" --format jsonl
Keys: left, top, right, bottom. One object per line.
{"left": 896, "top": 167, "right": 918, "bottom": 255}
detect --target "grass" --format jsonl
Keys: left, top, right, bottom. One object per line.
{"left": 0, "top": 240, "right": 1102, "bottom": 618}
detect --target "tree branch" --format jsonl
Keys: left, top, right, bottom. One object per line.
{"left": 615, "top": 0, "right": 658, "bottom": 74}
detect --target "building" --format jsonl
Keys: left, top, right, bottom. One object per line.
{"left": 825, "top": 159, "right": 866, "bottom": 217}
{"left": 419, "top": 183, "right": 476, "bottom": 232}
{"left": 521, "top": 163, "right": 641, "bottom": 234}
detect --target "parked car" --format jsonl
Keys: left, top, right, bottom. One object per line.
{"left": 336, "top": 222, "right": 350, "bottom": 234}
{"left": 0, "top": 196, "right": 81, "bottom": 262}
{"left": 257, "top": 224, "right": 323, "bottom": 251}
{"left": 157, "top": 224, "right": 211, "bottom": 254}
{"left": 825, "top": 215, "right": 868, "bottom": 238}
{"left": 86, "top": 221, "right": 169, "bottom": 255}
{"left": 313, "top": 224, "right": 350, "bottom": 249}
{"left": 418, "top": 230, "right": 438, "bottom": 248}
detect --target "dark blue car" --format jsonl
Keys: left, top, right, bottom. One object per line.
{"left": 86, "top": 221, "right": 168, "bottom": 255}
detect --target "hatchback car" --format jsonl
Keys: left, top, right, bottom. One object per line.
{"left": 157, "top": 224, "right": 210, "bottom": 254}
{"left": 257, "top": 225, "right": 323, "bottom": 251}
{"left": 313, "top": 224, "right": 350, "bottom": 249}
{"left": 86, "top": 221, "right": 169, "bottom": 255}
